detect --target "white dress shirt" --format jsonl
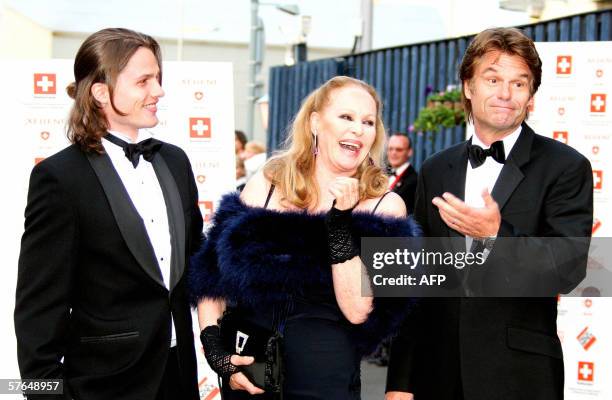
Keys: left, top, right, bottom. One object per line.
{"left": 102, "top": 129, "right": 176, "bottom": 347}
{"left": 388, "top": 161, "right": 410, "bottom": 189}
{"left": 464, "top": 125, "right": 521, "bottom": 250}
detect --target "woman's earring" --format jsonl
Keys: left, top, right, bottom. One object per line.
{"left": 312, "top": 131, "right": 318, "bottom": 156}
{"left": 368, "top": 154, "right": 374, "bottom": 166}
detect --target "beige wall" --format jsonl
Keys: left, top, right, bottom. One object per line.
{"left": 51, "top": 32, "right": 348, "bottom": 144}
{"left": 535, "top": 0, "right": 612, "bottom": 21}
{"left": 0, "top": 5, "right": 52, "bottom": 59}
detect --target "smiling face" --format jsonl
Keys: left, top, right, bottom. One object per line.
{"left": 98, "top": 47, "right": 164, "bottom": 140}
{"left": 464, "top": 50, "right": 534, "bottom": 140}
{"left": 310, "top": 85, "right": 378, "bottom": 176}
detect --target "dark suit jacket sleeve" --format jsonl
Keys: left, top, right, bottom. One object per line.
{"left": 15, "top": 161, "right": 76, "bottom": 384}
{"left": 386, "top": 169, "right": 428, "bottom": 393}
{"left": 185, "top": 155, "right": 203, "bottom": 254}
{"left": 496, "top": 156, "right": 593, "bottom": 294}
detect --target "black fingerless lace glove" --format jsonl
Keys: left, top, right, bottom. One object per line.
{"left": 200, "top": 325, "right": 238, "bottom": 379}
{"left": 325, "top": 204, "right": 359, "bottom": 264}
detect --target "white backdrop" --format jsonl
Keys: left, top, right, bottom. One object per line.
{"left": 0, "top": 59, "right": 233, "bottom": 399}
{"left": 528, "top": 41, "right": 611, "bottom": 399}
{"left": 2, "top": 43, "right": 611, "bottom": 400}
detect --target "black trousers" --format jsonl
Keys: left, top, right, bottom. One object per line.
{"left": 156, "top": 347, "right": 190, "bottom": 400}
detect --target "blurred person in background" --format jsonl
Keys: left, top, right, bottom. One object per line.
{"left": 235, "top": 129, "right": 247, "bottom": 156}
{"left": 236, "top": 156, "right": 247, "bottom": 192}
{"left": 241, "top": 140, "right": 267, "bottom": 179}
{"left": 386, "top": 133, "right": 417, "bottom": 215}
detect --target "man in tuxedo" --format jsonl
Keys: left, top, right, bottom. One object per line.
{"left": 387, "top": 133, "right": 418, "bottom": 214}
{"left": 15, "top": 28, "right": 203, "bottom": 399}
{"left": 386, "top": 27, "right": 593, "bottom": 400}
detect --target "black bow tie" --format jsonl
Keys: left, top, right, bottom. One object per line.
{"left": 104, "top": 133, "right": 162, "bottom": 168}
{"left": 467, "top": 140, "right": 505, "bottom": 168}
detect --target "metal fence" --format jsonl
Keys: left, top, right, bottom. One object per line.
{"left": 267, "top": 9, "right": 611, "bottom": 170}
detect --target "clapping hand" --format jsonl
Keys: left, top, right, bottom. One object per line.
{"left": 432, "top": 189, "right": 501, "bottom": 238}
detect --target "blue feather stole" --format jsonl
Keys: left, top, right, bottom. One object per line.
{"left": 189, "top": 192, "right": 422, "bottom": 355}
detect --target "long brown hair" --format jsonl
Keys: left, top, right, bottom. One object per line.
{"left": 264, "top": 76, "right": 388, "bottom": 209}
{"left": 459, "top": 27, "right": 542, "bottom": 122}
{"left": 66, "top": 28, "right": 162, "bottom": 152}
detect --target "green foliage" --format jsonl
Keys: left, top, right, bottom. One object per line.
{"left": 415, "top": 88, "right": 465, "bottom": 133}
{"left": 441, "top": 89, "right": 461, "bottom": 102}
{"left": 426, "top": 92, "right": 445, "bottom": 103}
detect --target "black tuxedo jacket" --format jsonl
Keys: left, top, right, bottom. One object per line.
{"left": 15, "top": 143, "right": 203, "bottom": 399}
{"left": 386, "top": 123, "right": 593, "bottom": 400}
{"left": 391, "top": 164, "right": 418, "bottom": 214}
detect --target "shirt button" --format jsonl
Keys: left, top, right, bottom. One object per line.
{"left": 160, "top": 257, "right": 164, "bottom": 261}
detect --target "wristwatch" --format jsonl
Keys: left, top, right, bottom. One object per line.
{"left": 480, "top": 236, "right": 497, "bottom": 252}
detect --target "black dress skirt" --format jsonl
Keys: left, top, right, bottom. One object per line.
{"left": 221, "top": 296, "right": 361, "bottom": 400}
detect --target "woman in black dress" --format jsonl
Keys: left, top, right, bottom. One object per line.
{"left": 190, "top": 76, "right": 420, "bottom": 399}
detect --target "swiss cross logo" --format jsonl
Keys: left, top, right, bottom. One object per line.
{"left": 33, "top": 73, "right": 56, "bottom": 95}
{"left": 590, "top": 94, "right": 606, "bottom": 113}
{"left": 592, "top": 219, "right": 601, "bottom": 235}
{"left": 596, "top": 69, "right": 604, "bottom": 78}
{"left": 584, "top": 298, "right": 592, "bottom": 308}
{"left": 189, "top": 117, "right": 212, "bottom": 139}
{"left": 194, "top": 91, "right": 204, "bottom": 101}
{"left": 577, "top": 327, "right": 596, "bottom": 351}
{"left": 40, "top": 131, "right": 50, "bottom": 140}
{"left": 558, "top": 107, "right": 565, "bottom": 116}
{"left": 577, "top": 361, "right": 594, "bottom": 383}
{"left": 196, "top": 174, "right": 206, "bottom": 184}
{"left": 593, "top": 170, "right": 603, "bottom": 191}
{"left": 592, "top": 145, "right": 599, "bottom": 155}
{"left": 556, "top": 56, "right": 572, "bottom": 75}
{"left": 199, "top": 200, "right": 214, "bottom": 223}
{"left": 553, "top": 131, "right": 568, "bottom": 144}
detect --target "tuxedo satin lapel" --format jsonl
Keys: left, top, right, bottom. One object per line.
{"left": 491, "top": 160, "right": 523, "bottom": 212}
{"left": 491, "top": 124, "right": 533, "bottom": 211}
{"left": 151, "top": 154, "right": 186, "bottom": 292}
{"left": 86, "top": 152, "right": 165, "bottom": 288}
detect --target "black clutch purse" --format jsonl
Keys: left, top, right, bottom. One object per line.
{"left": 219, "top": 310, "right": 283, "bottom": 393}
